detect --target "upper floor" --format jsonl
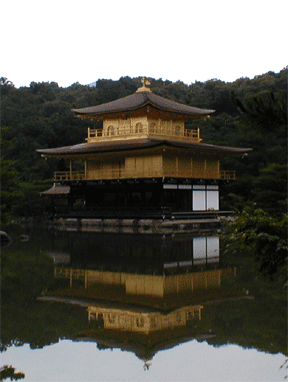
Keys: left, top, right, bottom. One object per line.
{"left": 86, "top": 116, "right": 201, "bottom": 143}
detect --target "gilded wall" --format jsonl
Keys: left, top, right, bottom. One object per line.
{"left": 85, "top": 150, "right": 220, "bottom": 180}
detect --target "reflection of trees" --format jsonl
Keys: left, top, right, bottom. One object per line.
{"left": 1, "top": 274, "right": 286, "bottom": 357}
{"left": 203, "top": 296, "right": 287, "bottom": 355}
{"left": 1, "top": 227, "right": 286, "bottom": 359}
{"left": 0, "top": 365, "right": 25, "bottom": 381}
{"left": 1, "top": 301, "right": 89, "bottom": 351}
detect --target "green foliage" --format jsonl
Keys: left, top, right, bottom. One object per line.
{"left": 0, "top": 127, "right": 24, "bottom": 225}
{"left": 222, "top": 206, "right": 288, "bottom": 280}
{"left": 0, "top": 158, "right": 24, "bottom": 225}
{"left": 252, "top": 163, "right": 287, "bottom": 215}
{"left": 11, "top": 180, "right": 54, "bottom": 218}
{"left": 231, "top": 89, "right": 287, "bottom": 131}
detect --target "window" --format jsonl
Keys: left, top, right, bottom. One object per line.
{"left": 150, "top": 317, "right": 157, "bottom": 328}
{"left": 187, "top": 311, "right": 195, "bottom": 320}
{"left": 135, "top": 123, "right": 143, "bottom": 133}
{"left": 175, "top": 126, "right": 181, "bottom": 135}
{"left": 149, "top": 122, "right": 156, "bottom": 133}
{"left": 176, "top": 312, "right": 182, "bottom": 322}
{"left": 108, "top": 313, "right": 116, "bottom": 323}
{"left": 136, "top": 317, "right": 144, "bottom": 327}
{"left": 108, "top": 125, "right": 115, "bottom": 136}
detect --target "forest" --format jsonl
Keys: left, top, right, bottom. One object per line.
{"left": 1, "top": 68, "right": 287, "bottom": 223}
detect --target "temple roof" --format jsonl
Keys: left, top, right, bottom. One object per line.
{"left": 37, "top": 138, "right": 252, "bottom": 158}
{"left": 40, "top": 185, "right": 70, "bottom": 195}
{"left": 74, "top": 330, "right": 214, "bottom": 362}
{"left": 72, "top": 91, "right": 215, "bottom": 119}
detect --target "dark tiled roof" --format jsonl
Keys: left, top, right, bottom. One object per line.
{"left": 37, "top": 139, "right": 252, "bottom": 157}
{"left": 40, "top": 185, "right": 70, "bottom": 195}
{"left": 72, "top": 91, "right": 214, "bottom": 118}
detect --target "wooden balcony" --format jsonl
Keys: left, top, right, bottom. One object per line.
{"left": 55, "top": 171, "right": 86, "bottom": 181}
{"left": 219, "top": 171, "right": 236, "bottom": 180}
{"left": 86, "top": 126, "right": 201, "bottom": 143}
{"left": 54, "top": 169, "right": 235, "bottom": 181}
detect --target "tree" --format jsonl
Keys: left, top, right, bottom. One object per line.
{"left": 222, "top": 206, "right": 287, "bottom": 280}
{"left": 252, "top": 163, "right": 287, "bottom": 215}
{"left": 0, "top": 127, "right": 24, "bottom": 225}
{"left": 231, "top": 89, "right": 287, "bottom": 133}
{"left": 0, "top": 77, "right": 15, "bottom": 96}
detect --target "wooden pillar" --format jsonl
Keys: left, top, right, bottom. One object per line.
{"left": 85, "top": 271, "right": 88, "bottom": 289}
{"left": 69, "top": 160, "right": 72, "bottom": 180}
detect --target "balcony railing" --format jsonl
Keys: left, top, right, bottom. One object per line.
{"left": 219, "top": 171, "right": 236, "bottom": 180}
{"left": 55, "top": 171, "right": 86, "bottom": 181}
{"left": 86, "top": 126, "right": 201, "bottom": 142}
{"left": 54, "top": 169, "right": 235, "bottom": 181}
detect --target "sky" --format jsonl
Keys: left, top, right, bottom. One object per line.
{"left": 1, "top": 0, "right": 287, "bottom": 88}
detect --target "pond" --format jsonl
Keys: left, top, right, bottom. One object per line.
{"left": 1, "top": 224, "right": 287, "bottom": 381}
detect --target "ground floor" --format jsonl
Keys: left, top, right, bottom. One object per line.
{"left": 42, "top": 177, "right": 230, "bottom": 219}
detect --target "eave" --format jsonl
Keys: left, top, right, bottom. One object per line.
{"left": 72, "top": 91, "right": 215, "bottom": 121}
{"left": 37, "top": 138, "right": 252, "bottom": 160}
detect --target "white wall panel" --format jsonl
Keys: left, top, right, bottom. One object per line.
{"left": 193, "top": 190, "right": 206, "bottom": 211}
{"left": 206, "top": 190, "right": 219, "bottom": 210}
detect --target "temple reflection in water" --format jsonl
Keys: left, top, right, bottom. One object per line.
{"left": 48, "top": 232, "right": 240, "bottom": 363}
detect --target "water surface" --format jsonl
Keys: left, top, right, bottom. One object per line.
{"left": 1, "top": 224, "right": 286, "bottom": 381}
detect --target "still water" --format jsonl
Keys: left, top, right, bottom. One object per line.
{"left": 1, "top": 224, "right": 287, "bottom": 381}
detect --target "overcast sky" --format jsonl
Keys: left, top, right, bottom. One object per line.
{"left": 2, "top": 0, "right": 287, "bottom": 88}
